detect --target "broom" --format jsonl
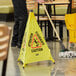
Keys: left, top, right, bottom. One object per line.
{"left": 42, "top": 4, "right": 76, "bottom": 58}
{"left": 37, "top": 0, "right": 69, "bottom": 52}
{"left": 42, "top": 4, "right": 69, "bottom": 52}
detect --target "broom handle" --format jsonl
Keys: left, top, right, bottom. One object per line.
{"left": 42, "top": 4, "right": 61, "bottom": 41}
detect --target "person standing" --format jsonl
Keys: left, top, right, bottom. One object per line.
{"left": 11, "top": 0, "right": 28, "bottom": 48}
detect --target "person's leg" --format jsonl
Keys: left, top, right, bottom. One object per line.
{"left": 17, "top": 15, "right": 28, "bottom": 48}
{"left": 11, "top": 0, "right": 19, "bottom": 47}
{"left": 11, "top": 17, "right": 19, "bottom": 46}
{"left": 17, "top": 0, "right": 28, "bottom": 48}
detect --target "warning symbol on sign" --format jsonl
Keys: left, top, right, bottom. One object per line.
{"left": 31, "top": 34, "right": 42, "bottom": 48}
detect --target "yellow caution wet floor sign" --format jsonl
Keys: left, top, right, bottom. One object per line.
{"left": 18, "top": 12, "right": 55, "bottom": 67}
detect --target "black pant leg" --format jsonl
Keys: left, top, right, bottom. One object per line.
{"left": 18, "top": 14, "right": 28, "bottom": 46}
{"left": 12, "top": 0, "right": 28, "bottom": 47}
{"left": 12, "top": 17, "right": 19, "bottom": 42}
{"left": 17, "top": 0, "right": 28, "bottom": 45}
{"left": 12, "top": 0, "right": 19, "bottom": 43}
{"left": 18, "top": 0, "right": 28, "bottom": 16}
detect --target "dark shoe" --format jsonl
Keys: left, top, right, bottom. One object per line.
{"left": 17, "top": 42, "right": 21, "bottom": 48}
{"left": 11, "top": 42, "right": 17, "bottom": 47}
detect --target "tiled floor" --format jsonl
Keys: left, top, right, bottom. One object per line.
{"left": 0, "top": 21, "right": 76, "bottom": 76}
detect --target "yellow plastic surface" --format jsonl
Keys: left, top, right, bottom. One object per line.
{"left": 69, "top": 30, "right": 76, "bottom": 43}
{"left": 65, "top": 13, "right": 76, "bottom": 30}
{"left": 18, "top": 12, "right": 55, "bottom": 67}
{"left": 65, "top": 13, "right": 76, "bottom": 43}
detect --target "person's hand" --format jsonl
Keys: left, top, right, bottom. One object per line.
{"left": 37, "top": 0, "right": 45, "bottom": 3}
